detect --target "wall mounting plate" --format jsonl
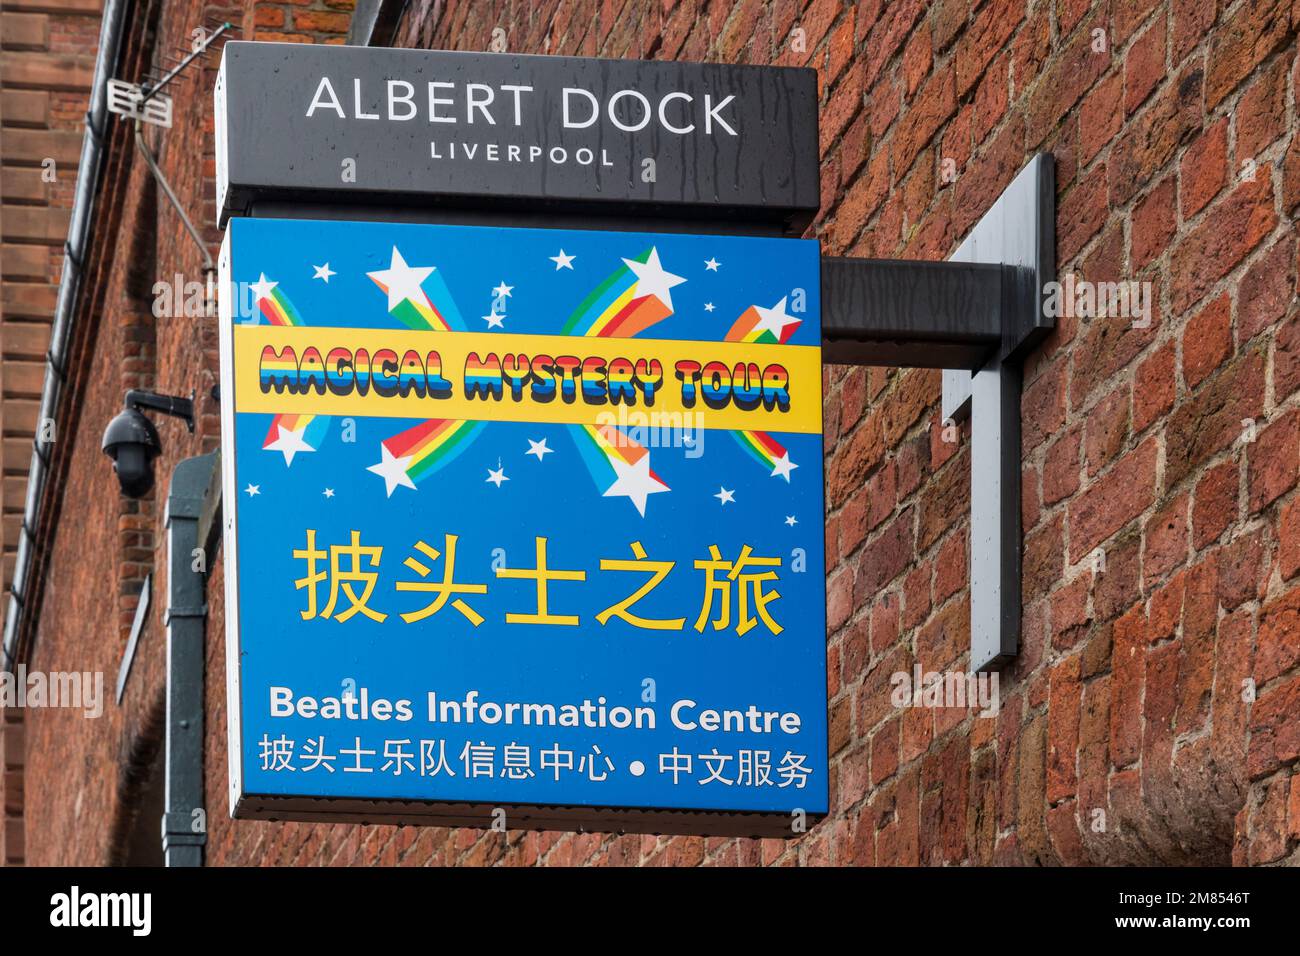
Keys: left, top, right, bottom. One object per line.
{"left": 943, "top": 154, "right": 1056, "bottom": 671}
{"left": 822, "top": 153, "right": 1055, "bottom": 673}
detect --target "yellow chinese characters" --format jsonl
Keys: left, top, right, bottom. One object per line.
{"left": 292, "top": 530, "right": 784, "bottom": 636}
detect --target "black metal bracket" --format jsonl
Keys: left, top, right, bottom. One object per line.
{"left": 126, "top": 388, "right": 196, "bottom": 433}
{"left": 821, "top": 154, "right": 1056, "bottom": 672}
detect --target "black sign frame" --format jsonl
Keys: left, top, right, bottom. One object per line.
{"left": 215, "top": 42, "right": 821, "bottom": 233}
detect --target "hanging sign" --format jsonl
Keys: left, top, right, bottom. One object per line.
{"left": 218, "top": 216, "right": 827, "bottom": 834}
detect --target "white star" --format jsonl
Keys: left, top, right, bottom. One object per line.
{"left": 312, "top": 262, "right": 335, "bottom": 282}
{"left": 323, "top": 488, "right": 335, "bottom": 498}
{"left": 622, "top": 247, "right": 686, "bottom": 311}
{"left": 526, "top": 438, "right": 553, "bottom": 461}
{"left": 550, "top": 250, "right": 575, "bottom": 270}
{"left": 770, "top": 452, "right": 799, "bottom": 482}
{"left": 785, "top": 515, "right": 798, "bottom": 526}
{"left": 704, "top": 302, "right": 715, "bottom": 312}
{"left": 753, "top": 296, "right": 801, "bottom": 341}
{"left": 486, "top": 463, "right": 509, "bottom": 487}
{"left": 492, "top": 281, "right": 514, "bottom": 298}
{"left": 244, "top": 483, "right": 260, "bottom": 497}
{"left": 264, "top": 424, "right": 315, "bottom": 466}
{"left": 715, "top": 487, "right": 735, "bottom": 505}
{"left": 367, "top": 444, "right": 416, "bottom": 497}
{"left": 249, "top": 273, "right": 277, "bottom": 303}
{"left": 367, "top": 246, "right": 435, "bottom": 311}
{"left": 482, "top": 312, "right": 505, "bottom": 329}
{"left": 602, "top": 453, "right": 669, "bottom": 517}
{"left": 704, "top": 257, "right": 720, "bottom": 271}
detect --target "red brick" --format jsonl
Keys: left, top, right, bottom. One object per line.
{"left": 1257, "top": 585, "right": 1300, "bottom": 684}
{"left": 1084, "top": 386, "right": 1130, "bottom": 476}
{"left": 1130, "top": 174, "right": 1175, "bottom": 270}
{"left": 1178, "top": 117, "right": 1228, "bottom": 218}
{"left": 1057, "top": 166, "right": 1110, "bottom": 263}
{"left": 1110, "top": 606, "right": 1147, "bottom": 768}
{"left": 1280, "top": 498, "right": 1300, "bottom": 580}
{"left": 1124, "top": 17, "right": 1165, "bottom": 114}
{"left": 1289, "top": 777, "right": 1300, "bottom": 843}
{"left": 902, "top": 561, "right": 931, "bottom": 630}
{"left": 933, "top": 528, "right": 966, "bottom": 604}
{"left": 1238, "top": 236, "right": 1296, "bottom": 343}
{"left": 1133, "top": 340, "right": 1175, "bottom": 432}
{"left": 1192, "top": 459, "right": 1237, "bottom": 550}
{"left": 826, "top": 11, "right": 856, "bottom": 84}
{"left": 1043, "top": 426, "right": 1082, "bottom": 504}
{"left": 1109, "top": 62, "right": 1201, "bottom": 206}
{"left": 859, "top": 0, "right": 925, "bottom": 87}
{"left": 1210, "top": 605, "right": 1254, "bottom": 782}
{"left": 1247, "top": 407, "right": 1300, "bottom": 513}
{"left": 1148, "top": 569, "right": 1186, "bottom": 642}
{"left": 1026, "top": 9, "right": 1110, "bottom": 147}
{"left": 1010, "top": 7, "right": 1051, "bottom": 96}
{"left": 1144, "top": 493, "right": 1188, "bottom": 582}
{"left": 1069, "top": 306, "right": 1158, "bottom": 409}
{"left": 1181, "top": 292, "right": 1232, "bottom": 389}
{"left": 1069, "top": 437, "right": 1158, "bottom": 562}
{"left": 1285, "top": 127, "right": 1300, "bottom": 217}
{"left": 952, "top": 112, "right": 1024, "bottom": 236}
{"left": 820, "top": 61, "right": 866, "bottom": 156}
{"left": 891, "top": 69, "right": 955, "bottom": 178}
{"left": 1205, "top": 0, "right": 1292, "bottom": 108}
{"left": 1052, "top": 573, "right": 1092, "bottom": 650}
{"left": 871, "top": 718, "right": 900, "bottom": 786}
{"left": 951, "top": 0, "right": 1022, "bottom": 97}
{"left": 1248, "top": 673, "right": 1300, "bottom": 778}
{"left": 828, "top": 413, "right": 883, "bottom": 506}
{"left": 918, "top": 453, "right": 970, "bottom": 555}
{"left": 1022, "top": 360, "right": 1067, "bottom": 453}
{"left": 1279, "top": 309, "right": 1300, "bottom": 398}
{"left": 1171, "top": 0, "right": 1215, "bottom": 64}
{"left": 254, "top": 6, "right": 285, "bottom": 27}
{"left": 838, "top": 113, "right": 870, "bottom": 187}
{"left": 1165, "top": 345, "right": 1266, "bottom": 488}
{"left": 1101, "top": 539, "right": 1148, "bottom": 634}
{"left": 1142, "top": 640, "right": 1182, "bottom": 799}
{"left": 1047, "top": 656, "right": 1082, "bottom": 804}
{"left": 1236, "top": 57, "right": 1288, "bottom": 160}
{"left": 858, "top": 506, "right": 916, "bottom": 594}
{"left": 1024, "top": 514, "right": 1064, "bottom": 604}
{"left": 1216, "top": 527, "right": 1267, "bottom": 610}
{"left": 900, "top": 21, "right": 932, "bottom": 96}
{"left": 900, "top": 700, "right": 933, "bottom": 763}
{"left": 828, "top": 566, "right": 855, "bottom": 631}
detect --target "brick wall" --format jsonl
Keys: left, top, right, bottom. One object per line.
{"left": 7, "top": 0, "right": 1300, "bottom": 867}
{"left": 390, "top": 0, "right": 1300, "bottom": 867}
{"left": 3, "top": 0, "right": 355, "bottom": 865}
{"left": 0, "top": 0, "right": 104, "bottom": 867}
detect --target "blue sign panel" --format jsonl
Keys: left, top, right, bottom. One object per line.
{"left": 218, "top": 217, "right": 827, "bottom": 830}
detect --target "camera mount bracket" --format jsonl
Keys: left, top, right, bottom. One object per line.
{"left": 125, "top": 389, "right": 197, "bottom": 433}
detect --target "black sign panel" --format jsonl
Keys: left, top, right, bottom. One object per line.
{"left": 214, "top": 42, "right": 820, "bottom": 231}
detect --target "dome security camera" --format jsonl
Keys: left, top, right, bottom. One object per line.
{"left": 101, "top": 406, "right": 162, "bottom": 497}
{"left": 101, "top": 390, "right": 195, "bottom": 498}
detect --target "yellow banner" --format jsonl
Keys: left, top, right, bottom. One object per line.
{"left": 234, "top": 325, "right": 823, "bottom": 434}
